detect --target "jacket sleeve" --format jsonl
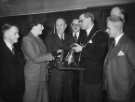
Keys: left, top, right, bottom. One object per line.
{"left": 22, "top": 37, "right": 49, "bottom": 63}
{"left": 127, "top": 41, "right": 135, "bottom": 68}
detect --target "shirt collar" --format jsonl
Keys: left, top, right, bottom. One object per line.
{"left": 58, "top": 33, "right": 64, "bottom": 40}
{"left": 115, "top": 33, "right": 124, "bottom": 46}
{"left": 86, "top": 24, "right": 94, "bottom": 36}
{"left": 4, "top": 39, "right": 13, "bottom": 51}
{"left": 73, "top": 31, "right": 80, "bottom": 38}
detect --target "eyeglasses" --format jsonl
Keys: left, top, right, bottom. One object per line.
{"left": 71, "top": 23, "right": 80, "bottom": 26}
{"left": 79, "top": 19, "right": 86, "bottom": 23}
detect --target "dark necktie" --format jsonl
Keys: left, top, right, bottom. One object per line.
{"left": 74, "top": 34, "right": 78, "bottom": 42}
{"left": 110, "top": 40, "right": 115, "bottom": 49}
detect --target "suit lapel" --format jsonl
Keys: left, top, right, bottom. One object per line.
{"left": 2, "top": 40, "right": 15, "bottom": 56}
{"left": 29, "top": 33, "right": 47, "bottom": 53}
{"left": 55, "top": 34, "right": 63, "bottom": 47}
{"left": 104, "top": 35, "right": 127, "bottom": 64}
{"left": 84, "top": 25, "right": 97, "bottom": 44}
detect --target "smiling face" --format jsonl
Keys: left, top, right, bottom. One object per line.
{"left": 106, "top": 21, "right": 118, "bottom": 38}
{"left": 79, "top": 14, "right": 92, "bottom": 30}
{"left": 56, "top": 18, "right": 67, "bottom": 35}
{"left": 4, "top": 26, "right": 19, "bottom": 44}
{"left": 106, "top": 17, "right": 123, "bottom": 38}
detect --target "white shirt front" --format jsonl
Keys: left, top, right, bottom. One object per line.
{"left": 86, "top": 24, "right": 94, "bottom": 36}
{"left": 58, "top": 33, "right": 64, "bottom": 40}
{"left": 73, "top": 32, "right": 80, "bottom": 39}
{"left": 4, "top": 39, "right": 13, "bottom": 52}
{"left": 115, "top": 33, "right": 124, "bottom": 46}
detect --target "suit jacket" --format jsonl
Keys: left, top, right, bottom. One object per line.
{"left": 0, "top": 39, "right": 25, "bottom": 96}
{"left": 104, "top": 35, "right": 135, "bottom": 100}
{"left": 70, "top": 30, "right": 86, "bottom": 45}
{"left": 80, "top": 25, "right": 109, "bottom": 84}
{"left": 22, "top": 33, "right": 49, "bottom": 81}
{"left": 45, "top": 32, "right": 72, "bottom": 58}
{"left": 69, "top": 30, "right": 86, "bottom": 64}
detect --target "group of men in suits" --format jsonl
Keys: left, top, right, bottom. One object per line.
{"left": 45, "top": 6, "right": 135, "bottom": 102}
{"left": 45, "top": 12, "right": 109, "bottom": 102}
{"left": 0, "top": 6, "right": 135, "bottom": 102}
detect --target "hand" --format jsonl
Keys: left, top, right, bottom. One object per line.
{"left": 72, "top": 43, "right": 83, "bottom": 52}
{"left": 57, "top": 49, "right": 63, "bottom": 57}
{"left": 57, "top": 49, "right": 63, "bottom": 54}
{"left": 45, "top": 53, "right": 54, "bottom": 61}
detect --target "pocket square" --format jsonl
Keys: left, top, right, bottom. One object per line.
{"left": 88, "top": 40, "right": 93, "bottom": 44}
{"left": 117, "top": 50, "right": 125, "bottom": 56}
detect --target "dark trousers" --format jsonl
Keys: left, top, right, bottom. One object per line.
{"left": 79, "top": 82, "right": 103, "bottom": 102}
{"left": 104, "top": 85, "right": 135, "bottom": 102}
{"left": 48, "top": 69, "right": 73, "bottom": 102}
{"left": 106, "top": 97, "right": 129, "bottom": 102}
{"left": 72, "top": 71, "right": 80, "bottom": 102}
{"left": 0, "top": 94, "right": 23, "bottom": 102}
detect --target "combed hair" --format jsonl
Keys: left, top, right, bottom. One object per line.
{"left": 56, "top": 18, "right": 66, "bottom": 24}
{"left": 1, "top": 24, "right": 13, "bottom": 34}
{"left": 83, "top": 12, "right": 95, "bottom": 22}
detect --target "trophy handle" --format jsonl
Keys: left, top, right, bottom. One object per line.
{"left": 65, "top": 49, "right": 74, "bottom": 65}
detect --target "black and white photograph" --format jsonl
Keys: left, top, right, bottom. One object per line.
{"left": 0, "top": 0, "right": 135, "bottom": 102}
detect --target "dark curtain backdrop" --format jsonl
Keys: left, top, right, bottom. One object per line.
{"left": 0, "top": 3, "right": 135, "bottom": 41}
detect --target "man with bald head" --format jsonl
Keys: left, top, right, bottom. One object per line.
{"left": 110, "top": 6, "right": 125, "bottom": 21}
{"left": 104, "top": 16, "right": 135, "bottom": 102}
{"left": 46, "top": 18, "right": 73, "bottom": 102}
{"left": 46, "top": 18, "right": 69, "bottom": 53}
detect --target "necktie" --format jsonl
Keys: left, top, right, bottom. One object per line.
{"left": 61, "top": 34, "right": 64, "bottom": 40}
{"left": 74, "top": 33, "right": 78, "bottom": 42}
{"left": 110, "top": 40, "right": 115, "bottom": 49}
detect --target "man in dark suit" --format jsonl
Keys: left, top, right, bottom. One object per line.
{"left": 72, "top": 12, "right": 109, "bottom": 102}
{"left": 45, "top": 18, "right": 72, "bottom": 56}
{"left": 104, "top": 16, "right": 135, "bottom": 102}
{"left": 45, "top": 18, "right": 73, "bottom": 102}
{"left": 69, "top": 19, "right": 86, "bottom": 65}
{"left": 66, "top": 18, "right": 86, "bottom": 102}
{"left": 0, "top": 24, "right": 25, "bottom": 102}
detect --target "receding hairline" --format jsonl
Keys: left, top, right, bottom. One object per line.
{"left": 56, "top": 18, "right": 66, "bottom": 24}
{"left": 2, "top": 24, "right": 18, "bottom": 34}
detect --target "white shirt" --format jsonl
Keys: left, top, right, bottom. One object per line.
{"left": 73, "top": 32, "right": 80, "bottom": 39}
{"left": 115, "top": 33, "right": 124, "bottom": 46}
{"left": 4, "top": 39, "right": 14, "bottom": 52}
{"left": 86, "top": 24, "right": 94, "bottom": 36}
{"left": 58, "top": 33, "right": 64, "bottom": 40}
